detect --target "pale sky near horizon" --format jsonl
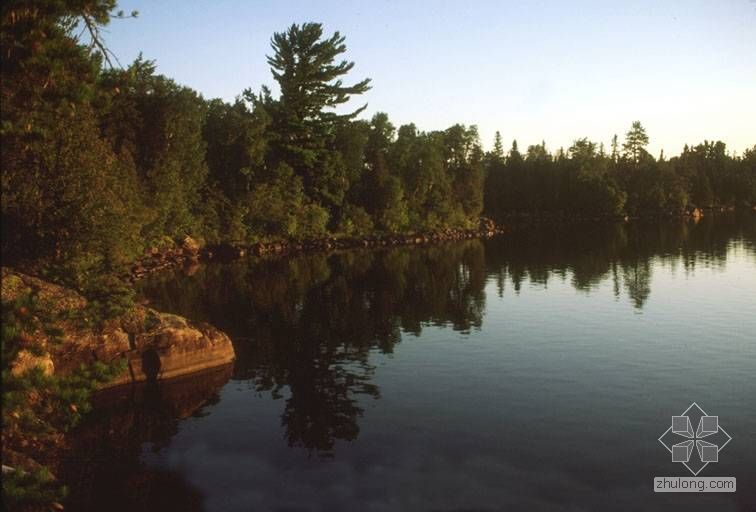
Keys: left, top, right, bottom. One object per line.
{"left": 103, "top": 0, "right": 755, "bottom": 156}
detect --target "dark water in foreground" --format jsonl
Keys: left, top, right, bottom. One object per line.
{"left": 66, "top": 215, "right": 756, "bottom": 511}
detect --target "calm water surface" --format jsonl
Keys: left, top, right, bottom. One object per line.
{"left": 66, "top": 215, "right": 756, "bottom": 511}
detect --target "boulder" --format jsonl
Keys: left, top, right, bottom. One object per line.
{"left": 10, "top": 349, "right": 54, "bottom": 377}
{"left": 113, "top": 311, "right": 235, "bottom": 386}
{"left": 181, "top": 235, "right": 201, "bottom": 259}
{"left": 479, "top": 217, "right": 497, "bottom": 232}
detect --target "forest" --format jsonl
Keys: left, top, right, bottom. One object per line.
{"left": 2, "top": 1, "right": 755, "bottom": 289}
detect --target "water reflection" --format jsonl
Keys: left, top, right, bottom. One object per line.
{"left": 485, "top": 215, "right": 753, "bottom": 308}
{"left": 62, "top": 214, "right": 756, "bottom": 510}
{"left": 142, "top": 241, "right": 485, "bottom": 455}
{"left": 63, "top": 364, "right": 233, "bottom": 511}
{"left": 138, "top": 214, "right": 755, "bottom": 457}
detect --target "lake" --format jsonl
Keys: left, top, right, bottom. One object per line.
{"left": 65, "top": 214, "right": 756, "bottom": 511}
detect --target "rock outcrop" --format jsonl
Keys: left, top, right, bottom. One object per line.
{"left": 180, "top": 235, "right": 201, "bottom": 260}
{"left": 10, "top": 349, "right": 54, "bottom": 377}
{"left": 1, "top": 268, "right": 235, "bottom": 389}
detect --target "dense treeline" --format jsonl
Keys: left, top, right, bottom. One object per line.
{"left": 484, "top": 127, "right": 756, "bottom": 220}
{"left": 2, "top": 2, "right": 754, "bottom": 286}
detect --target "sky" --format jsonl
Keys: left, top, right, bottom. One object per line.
{"left": 102, "top": 0, "right": 756, "bottom": 156}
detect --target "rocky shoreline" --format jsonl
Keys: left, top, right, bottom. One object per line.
{"left": 129, "top": 218, "right": 505, "bottom": 280}
{"left": 1, "top": 268, "right": 235, "bottom": 389}
{"left": 1, "top": 268, "right": 237, "bottom": 501}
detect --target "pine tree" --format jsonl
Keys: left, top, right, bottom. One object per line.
{"left": 622, "top": 121, "right": 650, "bottom": 163}
{"left": 266, "top": 23, "right": 371, "bottom": 213}
{"left": 492, "top": 131, "right": 504, "bottom": 159}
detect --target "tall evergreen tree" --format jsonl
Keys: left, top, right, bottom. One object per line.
{"left": 492, "top": 131, "right": 504, "bottom": 159}
{"left": 265, "top": 22, "right": 371, "bottom": 213}
{"left": 622, "top": 121, "right": 650, "bottom": 162}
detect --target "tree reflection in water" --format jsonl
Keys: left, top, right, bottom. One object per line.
{"left": 139, "top": 213, "right": 755, "bottom": 455}
{"left": 142, "top": 241, "right": 485, "bottom": 455}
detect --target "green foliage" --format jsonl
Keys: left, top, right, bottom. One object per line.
{"left": 298, "top": 203, "right": 331, "bottom": 239}
{"left": 1, "top": 1, "right": 145, "bottom": 278}
{"left": 80, "top": 273, "right": 136, "bottom": 322}
{"left": 1, "top": 97, "right": 144, "bottom": 272}
{"left": 203, "top": 97, "right": 270, "bottom": 200}
{"left": 336, "top": 204, "right": 374, "bottom": 236}
{"left": 2, "top": 296, "right": 127, "bottom": 429}
{"left": 2, "top": 466, "right": 67, "bottom": 511}
{"left": 385, "top": 124, "right": 474, "bottom": 230}
{"left": 98, "top": 58, "right": 209, "bottom": 242}
{"left": 2, "top": 9, "right": 755, "bottom": 289}
{"left": 267, "top": 22, "right": 371, "bottom": 126}
{"left": 243, "top": 163, "right": 322, "bottom": 240}
{"left": 265, "top": 22, "right": 371, "bottom": 212}
{"left": 443, "top": 124, "right": 485, "bottom": 223}
{"left": 2, "top": 293, "right": 126, "bottom": 510}
{"left": 483, "top": 122, "right": 752, "bottom": 219}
